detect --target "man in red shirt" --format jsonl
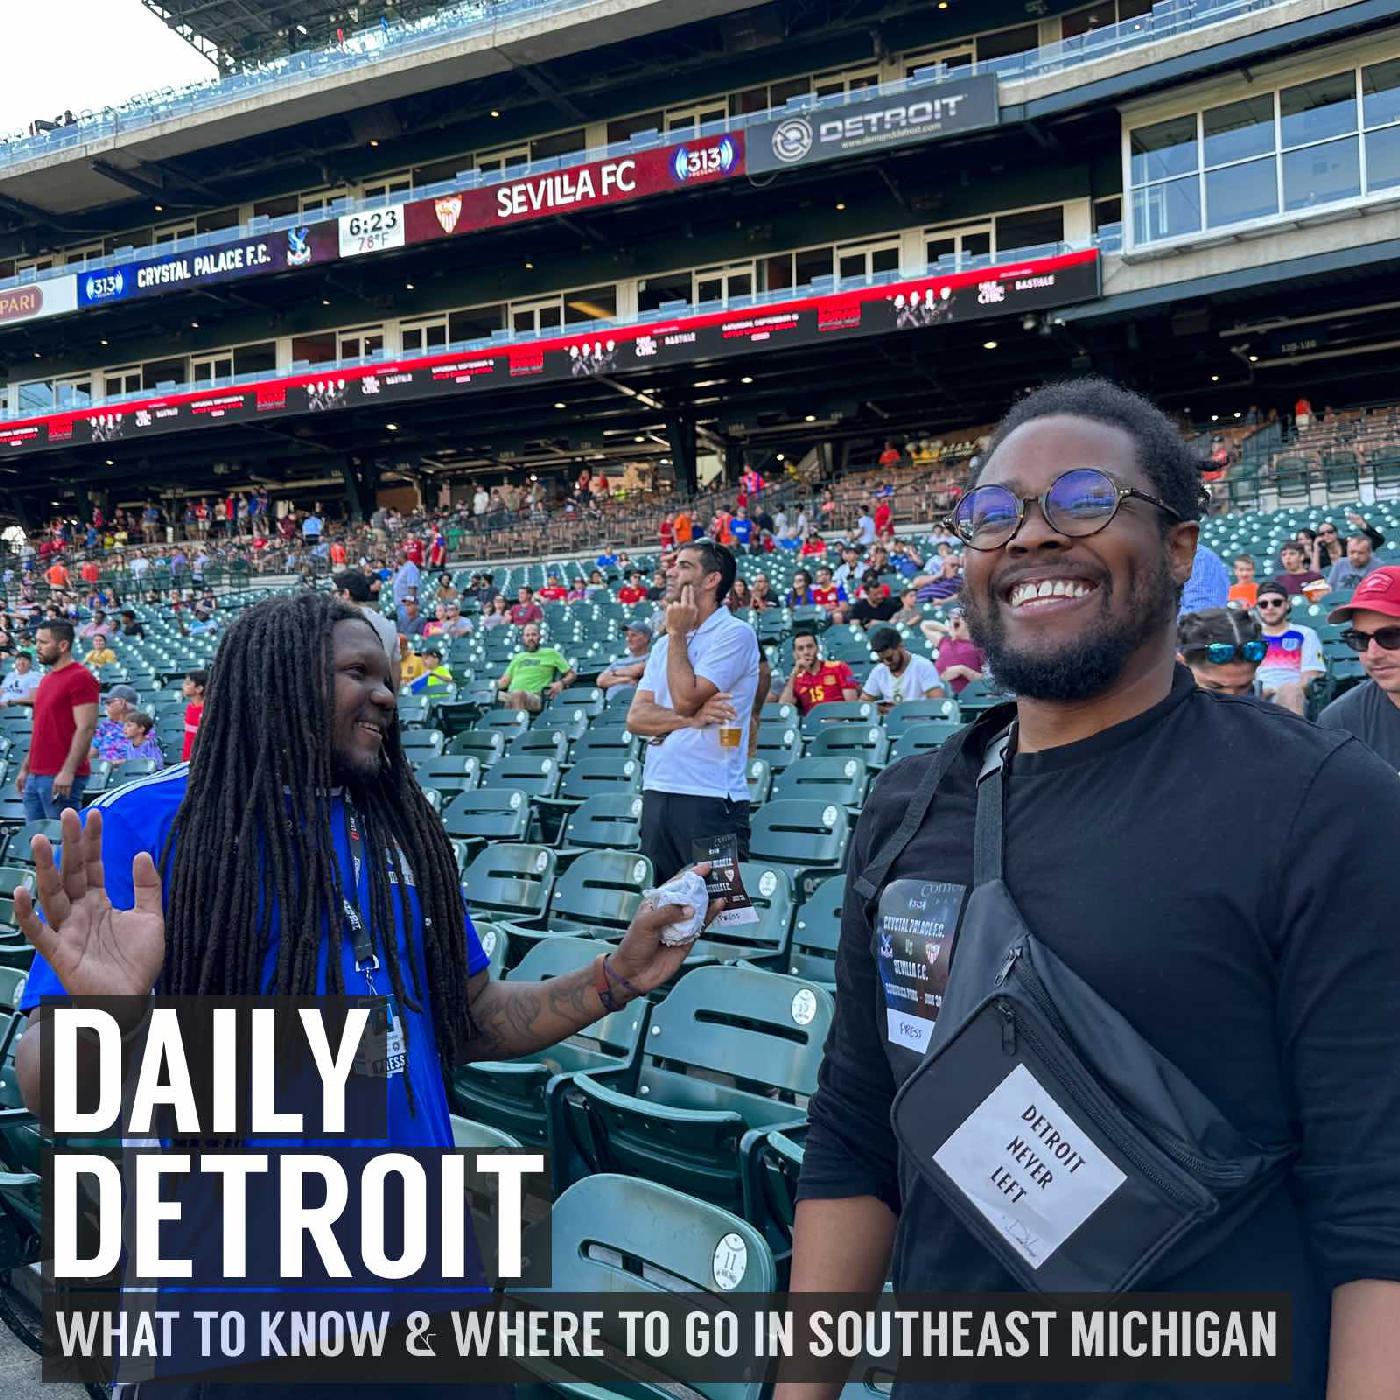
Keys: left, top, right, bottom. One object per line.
{"left": 659, "top": 515, "right": 675, "bottom": 552}
{"left": 538, "top": 574, "right": 569, "bottom": 602}
{"left": 779, "top": 634, "right": 859, "bottom": 714}
{"left": 509, "top": 587, "right": 544, "bottom": 626}
{"left": 79, "top": 558, "right": 101, "bottom": 587}
{"left": 405, "top": 536, "right": 425, "bottom": 567}
{"left": 17, "top": 620, "right": 99, "bottom": 817}
{"left": 617, "top": 571, "right": 648, "bottom": 605}
{"left": 811, "top": 566, "right": 850, "bottom": 623}
{"left": 874, "top": 495, "right": 893, "bottom": 539}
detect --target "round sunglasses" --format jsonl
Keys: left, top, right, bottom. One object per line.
{"left": 946, "top": 467, "right": 1204, "bottom": 551}
{"left": 1184, "top": 640, "right": 1269, "bottom": 665}
{"left": 1342, "top": 625, "right": 1400, "bottom": 652}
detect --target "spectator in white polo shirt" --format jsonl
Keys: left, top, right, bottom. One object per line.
{"left": 626, "top": 542, "right": 761, "bottom": 882}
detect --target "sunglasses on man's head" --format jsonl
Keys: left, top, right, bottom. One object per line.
{"left": 1185, "top": 640, "right": 1269, "bottom": 666}
{"left": 944, "top": 467, "right": 1206, "bottom": 551}
{"left": 1342, "top": 625, "right": 1400, "bottom": 652}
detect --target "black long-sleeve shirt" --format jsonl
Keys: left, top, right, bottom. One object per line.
{"left": 800, "top": 667, "right": 1400, "bottom": 1398}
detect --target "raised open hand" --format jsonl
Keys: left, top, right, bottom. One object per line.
{"left": 14, "top": 806, "right": 165, "bottom": 1001}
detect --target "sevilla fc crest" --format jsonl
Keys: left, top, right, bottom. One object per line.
{"left": 435, "top": 197, "right": 463, "bottom": 234}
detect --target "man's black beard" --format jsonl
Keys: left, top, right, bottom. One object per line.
{"left": 962, "top": 551, "right": 1178, "bottom": 703}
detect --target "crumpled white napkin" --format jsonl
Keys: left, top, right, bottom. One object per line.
{"left": 643, "top": 869, "right": 710, "bottom": 946}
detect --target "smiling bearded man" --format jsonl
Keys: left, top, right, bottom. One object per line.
{"left": 781, "top": 377, "right": 1400, "bottom": 1400}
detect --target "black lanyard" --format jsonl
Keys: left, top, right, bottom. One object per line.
{"left": 344, "top": 808, "right": 377, "bottom": 993}
{"left": 972, "top": 725, "right": 1014, "bottom": 888}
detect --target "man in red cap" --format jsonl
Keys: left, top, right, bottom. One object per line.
{"left": 1318, "top": 565, "right": 1400, "bottom": 770}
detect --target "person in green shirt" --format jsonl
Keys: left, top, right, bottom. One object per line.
{"left": 497, "top": 622, "right": 576, "bottom": 713}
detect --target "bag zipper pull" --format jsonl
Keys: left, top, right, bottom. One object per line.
{"left": 994, "top": 943, "right": 1023, "bottom": 986}
{"left": 999, "top": 1003, "right": 1017, "bottom": 1055}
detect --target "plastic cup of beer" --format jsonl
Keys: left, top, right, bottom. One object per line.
{"left": 718, "top": 723, "right": 742, "bottom": 749}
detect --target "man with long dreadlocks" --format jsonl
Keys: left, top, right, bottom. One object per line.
{"left": 13, "top": 593, "right": 722, "bottom": 1393}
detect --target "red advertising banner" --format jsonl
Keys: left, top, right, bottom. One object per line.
{"left": 0, "top": 250, "right": 1098, "bottom": 455}
{"left": 403, "top": 133, "right": 744, "bottom": 245}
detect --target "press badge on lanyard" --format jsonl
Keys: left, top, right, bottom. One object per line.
{"left": 874, "top": 879, "right": 966, "bottom": 1056}
{"left": 345, "top": 810, "right": 407, "bottom": 1079}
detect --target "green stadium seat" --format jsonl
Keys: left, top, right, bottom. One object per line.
{"left": 476, "top": 708, "right": 533, "bottom": 736}
{"left": 513, "top": 850, "right": 653, "bottom": 948}
{"left": 807, "top": 723, "right": 889, "bottom": 767}
{"left": 772, "top": 756, "right": 868, "bottom": 813}
{"left": 754, "top": 722, "right": 802, "bottom": 772}
{"left": 799, "top": 701, "right": 876, "bottom": 736}
{"left": 788, "top": 875, "right": 844, "bottom": 989}
{"left": 557, "top": 965, "right": 833, "bottom": 1214}
{"left": 442, "top": 789, "right": 531, "bottom": 850}
{"left": 891, "top": 719, "right": 963, "bottom": 761}
{"left": 690, "top": 861, "right": 795, "bottom": 970}
{"left": 460, "top": 843, "right": 557, "bottom": 925}
{"left": 546, "top": 686, "right": 603, "bottom": 717}
{"left": 475, "top": 922, "right": 510, "bottom": 980}
{"left": 529, "top": 704, "right": 594, "bottom": 742}
{"left": 506, "top": 727, "right": 570, "bottom": 768}
{"left": 0, "top": 868, "right": 34, "bottom": 937}
{"left": 445, "top": 731, "right": 507, "bottom": 766}
{"left": 477, "top": 755, "right": 561, "bottom": 801}
{"left": 569, "top": 728, "right": 641, "bottom": 768}
{"left": 111, "top": 758, "right": 160, "bottom": 783}
{"left": 746, "top": 758, "right": 772, "bottom": 806}
{"left": 2, "top": 822, "right": 62, "bottom": 867}
{"left": 883, "top": 699, "right": 961, "bottom": 736}
{"left": 748, "top": 800, "right": 850, "bottom": 900}
{"left": 539, "top": 1173, "right": 774, "bottom": 1400}
{"left": 551, "top": 756, "right": 641, "bottom": 808}
{"left": 741, "top": 1122, "right": 807, "bottom": 1265}
{"left": 400, "top": 728, "right": 442, "bottom": 761}
{"left": 448, "top": 1114, "right": 522, "bottom": 1153}
{"left": 413, "top": 754, "right": 481, "bottom": 799}
{"left": 556, "top": 793, "right": 644, "bottom": 863}
{"left": 451, "top": 936, "right": 647, "bottom": 1160}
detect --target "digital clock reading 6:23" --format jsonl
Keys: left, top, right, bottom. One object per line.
{"left": 339, "top": 206, "right": 406, "bottom": 256}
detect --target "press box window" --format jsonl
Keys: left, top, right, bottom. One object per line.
{"left": 104, "top": 367, "right": 142, "bottom": 398}
{"left": 565, "top": 286, "right": 618, "bottom": 324}
{"left": 402, "top": 318, "right": 448, "bottom": 354}
{"left": 449, "top": 305, "right": 505, "bottom": 341}
{"left": 1129, "top": 115, "right": 1201, "bottom": 243}
{"left": 1364, "top": 57, "right": 1400, "bottom": 191}
{"left": 142, "top": 357, "right": 188, "bottom": 391}
{"left": 1281, "top": 72, "right": 1360, "bottom": 211}
{"left": 339, "top": 326, "right": 385, "bottom": 359}
{"left": 995, "top": 206, "right": 1064, "bottom": 255}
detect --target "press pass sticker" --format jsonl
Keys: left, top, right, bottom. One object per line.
{"left": 691, "top": 833, "right": 757, "bottom": 928}
{"left": 932, "top": 1062, "right": 1126, "bottom": 1269}
{"left": 874, "top": 879, "right": 965, "bottom": 1054}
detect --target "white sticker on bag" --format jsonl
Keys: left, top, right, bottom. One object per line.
{"left": 931, "top": 1062, "right": 1126, "bottom": 1270}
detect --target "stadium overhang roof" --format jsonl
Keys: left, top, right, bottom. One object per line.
{"left": 142, "top": 2, "right": 458, "bottom": 69}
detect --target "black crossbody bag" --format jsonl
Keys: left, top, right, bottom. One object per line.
{"left": 858, "top": 717, "right": 1295, "bottom": 1293}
